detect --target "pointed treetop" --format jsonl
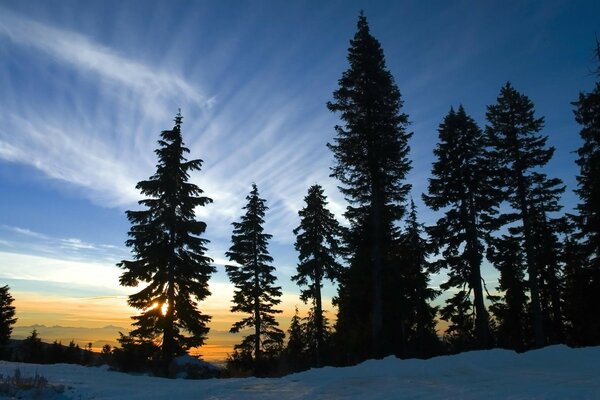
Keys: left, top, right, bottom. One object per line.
{"left": 174, "top": 109, "right": 183, "bottom": 128}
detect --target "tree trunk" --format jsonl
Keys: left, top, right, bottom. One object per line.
{"left": 517, "top": 179, "right": 545, "bottom": 348}
{"left": 466, "top": 196, "right": 489, "bottom": 348}
{"left": 162, "top": 229, "right": 177, "bottom": 376}
{"left": 371, "top": 188, "right": 384, "bottom": 359}
{"left": 253, "top": 235, "right": 261, "bottom": 373}
{"left": 315, "top": 269, "right": 323, "bottom": 367}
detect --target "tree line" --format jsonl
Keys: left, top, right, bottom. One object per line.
{"left": 1, "top": 13, "right": 598, "bottom": 378}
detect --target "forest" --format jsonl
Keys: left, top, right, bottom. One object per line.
{"left": 1, "top": 13, "right": 599, "bottom": 379}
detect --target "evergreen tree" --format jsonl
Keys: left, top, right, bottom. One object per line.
{"left": 393, "top": 200, "right": 440, "bottom": 358}
{"left": 569, "top": 40, "right": 600, "bottom": 345}
{"left": 0, "top": 285, "right": 16, "bottom": 346}
{"left": 562, "top": 231, "right": 598, "bottom": 345}
{"left": 285, "top": 307, "right": 307, "bottom": 372}
{"left": 118, "top": 112, "right": 215, "bottom": 372}
{"left": 225, "top": 184, "right": 284, "bottom": 374}
{"left": 303, "top": 306, "right": 333, "bottom": 364}
{"left": 485, "top": 82, "right": 565, "bottom": 348}
{"left": 487, "top": 233, "right": 529, "bottom": 351}
{"left": 292, "top": 184, "right": 343, "bottom": 366}
{"left": 423, "top": 105, "right": 499, "bottom": 349}
{"left": 327, "top": 12, "right": 412, "bottom": 359}
{"left": 20, "top": 329, "right": 43, "bottom": 363}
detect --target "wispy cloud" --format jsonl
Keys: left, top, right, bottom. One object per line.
{"left": 0, "top": 8, "right": 206, "bottom": 108}
{"left": 0, "top": 225, "right": 128, "bottom": 263}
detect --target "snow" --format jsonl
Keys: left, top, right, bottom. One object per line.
{"left": 0, "top": 345, "right": 598, "bottom": 399}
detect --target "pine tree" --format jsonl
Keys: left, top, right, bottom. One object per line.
{"left": 327, "top": 12, "right": 412, "bottom": 359}
{"left": 423, "top": 105, "right": 499, "bottom": 349}
{"left": 0, "top": 285, "right": 16, "bottom": 346}
{"left": 569, "top": 40, "right": 600, "bottom": 345}
{"left": 485, "top": 82, "right": 565, "bottom": 348}
{"left": 292, "top": 184, "right": 343, "bottom": 366}
{"left": 394, "top": 200, "right": 440, "bottom": 358}
{"left": 225, "top": 184, "right": 284, "bottom": 374}
{"left": 118, "top": 112, "right": 215, "bottom": 372}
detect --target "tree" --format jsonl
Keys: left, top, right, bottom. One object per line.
{"left": 568, "top": 39, "right": 600, "bottom": 345}
{"left": 117, "top": 112, "right": 215, "bottom": 372}
{"left": 20, "top": 329, "right": 43, "bottom": 363}
{"left": 285, "top": 307, "right": 307, "bottom": 372}
{"left": 327, "top": 12, "right": 412, "bottom": 359}
{"left": 423, "top": 105, "right": 499, "bottom": 349}
{"left": 393, "top": 200, "right": 441, "bottom": 358}
{"left": 485, "top": 82, "right": 565, "bottom": 348}
{"left": 226, "top": 184, "right": 284, "bottom": 375}
{"left": 0, "top": 285, "right": 16, "bottom": 346}
{"left": 487, "top": 233, "right": 529, "bottom": 351}
{"left": 292, "top": 184, "right": 343, "bottom": 366}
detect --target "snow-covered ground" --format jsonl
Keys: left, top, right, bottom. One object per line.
{"left": 0, "top": 345, "right": 598, "bottom": 399}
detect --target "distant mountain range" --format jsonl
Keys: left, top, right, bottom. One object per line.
{"left": 11, "top": 324, "right": 127, "bottom": 350}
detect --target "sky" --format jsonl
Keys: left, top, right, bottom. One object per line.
{"left": 0, "top": 0, "right": 598, "bottom": 361}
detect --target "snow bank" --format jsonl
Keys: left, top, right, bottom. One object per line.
{"left": 0, "top": 345, "right": 598, "bottom": 399}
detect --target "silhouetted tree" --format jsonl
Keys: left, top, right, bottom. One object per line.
{"left": 0, "top": 285, "right": 16, "bottom": 346}
{"left": 327, "top": 12, "right": 412, "bottom": 360}
{"left": 292, "top": 184, "right": 343, "bottom": 366}
{"left": 113, "top": 332, "right": 160, "bottom": 373}
{"left": 20, "top": 329, "right": 43, "bottom": 364}
{"left": 65, "top": 340, "right": 81, "bottom": 364}
{"left": 226, "top": 184, "right": 284, "bottom": 375}
{"left": 569, "top": 39, "right": 600, "bottom": 345}
{"left": 393, "top": 200, "right": 441, "bottom": 358}
{"left": 487, "top": 233, "right": 529, "bottom": 351}
{"left": 485, "top": 82, "right": 565, "bottom": 348}
{"left": 424, "top": 106, "right": 499, "bottom": 349}
{"left": 562, "top": 231, "right": 599, "bottom": 345}
{"left": 285, "top": 307, "right": 307, "bottom": 372}
{"left": 100, "top": 344, "right": 113, "bottom": 365}
{"left": 117, "top": 112, "right": 215, "bottom": 372}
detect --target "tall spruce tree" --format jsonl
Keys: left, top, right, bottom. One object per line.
{"left": 570, "top": 40, "right": 600, "bottom": 345}
{"left": 225, "top": 184, "right": 284, "bottom": 374}
{"left": 485, "top": 82, "right": 565, "bottom": 348}
{"left": 423, "top": 105, "right": 499, "bottom": 349}
{"left": 327, "top": 12, "right": 412, "bottom": 359}
{"left": 292, "top": 184, "right": 343, "bottom": 366}
{"left": 118, "top": 112, "right": 215, "bottom": 371}
{"left": 0, "top": 285, "right": 16, "bottom": 346}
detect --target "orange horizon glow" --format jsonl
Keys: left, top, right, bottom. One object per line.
{"left": 10, "top": 288, "right": 336, "bottom": 362}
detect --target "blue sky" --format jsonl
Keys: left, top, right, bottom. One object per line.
{"left": 0, "top": 0, "right": 599, "bottom": 354}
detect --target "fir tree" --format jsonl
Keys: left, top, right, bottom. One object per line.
{"left": 225, "top": 184, "right": 284, "bottom": 374}
{"left": 0, "top": 285, "right": 16, "bottom": 346}
{"left": 569, "top": 39, "right": 600, "bottom": 345}
{"left": 327, "top": 12, "right": 412, "bottom": 359}
{"left": 423, "top": 105, "right": 499, "bottom": 349}
{"left": 118, "top": 112, "right": 215, "bottom": 371}
{"left": 485, "top": 82, "right": 565, "bottom": 348}
{"left": 292, "top": 184, "right": 343, "bottom": 366}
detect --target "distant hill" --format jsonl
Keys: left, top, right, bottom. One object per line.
{"left": 11, "top": 325, "right": 127, "bottom": 351}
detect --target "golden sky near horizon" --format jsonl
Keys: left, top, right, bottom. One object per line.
{"left": 10, "top": 283, "right": 334, "bottom": 362}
